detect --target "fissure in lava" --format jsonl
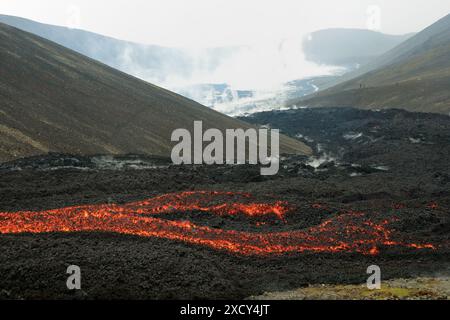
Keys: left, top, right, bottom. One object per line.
{"left": 0, "top": 191, "right": 435, "bottom": 256}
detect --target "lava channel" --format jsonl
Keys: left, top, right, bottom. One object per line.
{"left": 0, "top": 191, "right": 435, "bottom": 256}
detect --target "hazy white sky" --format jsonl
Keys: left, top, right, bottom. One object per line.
{"left": 1, "top": 0, "right": 450, "bottom": 47}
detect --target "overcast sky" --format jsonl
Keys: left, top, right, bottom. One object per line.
{"left": 1, "top": 0, "right": 450, "bottom": 47}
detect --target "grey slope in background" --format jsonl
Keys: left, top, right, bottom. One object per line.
{"left": 0, "top": 23, "right": 311, "bottom": 162}
{"left": 303, "top": 28, "right": 413, "bottom": 69}
{"left": 294, "top": 13, "right": 450, "bottom": 114}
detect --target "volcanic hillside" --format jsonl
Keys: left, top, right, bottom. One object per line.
{"left": 294, "top": 13, "right": 450, "bottom": 114}
{"left": 0, "top": 14, "right": 242, "bottom": 84}
{"left": 0, "top": 23, "right": 311, "bottom": 162}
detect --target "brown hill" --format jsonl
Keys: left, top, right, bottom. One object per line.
{"left": 0, "top": 23, "right": 311, "bottom": 162}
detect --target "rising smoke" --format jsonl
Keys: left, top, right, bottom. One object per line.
{"left": 114, "top": 35, "right": 341, "bottom": 115}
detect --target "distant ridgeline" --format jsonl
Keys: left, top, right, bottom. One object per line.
{"left": 295, "top": 14, "right": 450, "bottom": 114}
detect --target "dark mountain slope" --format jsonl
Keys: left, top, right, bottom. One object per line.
{"left": 0, "top": 23, "right": 310, "bottom": 162}
{"left": 294, "top": 14, "right": 450, "bottom": 114}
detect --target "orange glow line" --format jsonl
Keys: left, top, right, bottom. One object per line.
{"left": 0, "top": 191, "right": 436, "bottom": 256}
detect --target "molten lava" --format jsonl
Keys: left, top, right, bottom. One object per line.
{"left": 0, "top": 191, "right": 435, "bottom": 256}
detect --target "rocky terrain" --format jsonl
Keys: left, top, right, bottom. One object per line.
{"left": 0, "top": 107, "right": 448, "bottom": 299}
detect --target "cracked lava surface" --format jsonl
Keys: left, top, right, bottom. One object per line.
{"left": 0, "top": 191, "right": 435, "bottom": 256}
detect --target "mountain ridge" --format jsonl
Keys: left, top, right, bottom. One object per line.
{"left": 293, "top": 13, "right": 450, "bottom": 114}
{"left": 303, "top": 28, "right": 413, "bottom": 68}
{"left": 0, "top": 14, "right": 242, "bottom": 85}
{"left": 0, "top": 22, "right": 311, "bottom": 162}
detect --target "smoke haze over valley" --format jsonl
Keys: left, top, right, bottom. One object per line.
{"left": 3, "top": 0, "right": 450, "bottom": 115}
{"left": 0, "top": 14, "right": 343, "bottom": 115}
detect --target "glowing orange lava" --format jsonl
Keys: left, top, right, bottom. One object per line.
{"left": 0, "top": 191, "right": 435, "bottom": 256}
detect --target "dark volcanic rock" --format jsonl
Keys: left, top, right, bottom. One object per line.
{"left": 0, "top": 108, "right": 449, "bottom": 299}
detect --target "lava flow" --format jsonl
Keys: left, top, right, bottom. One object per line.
{"left": 0, "top": 191, "right": 435, "bottom": 256}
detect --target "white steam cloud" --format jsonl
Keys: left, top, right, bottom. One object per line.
{"left": 112, "top": 34, "right": 341, "bottom": 115}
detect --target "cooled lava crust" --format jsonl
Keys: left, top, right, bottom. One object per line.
{"left": 0, "top": 108, "right": 449, "bottom": 299}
